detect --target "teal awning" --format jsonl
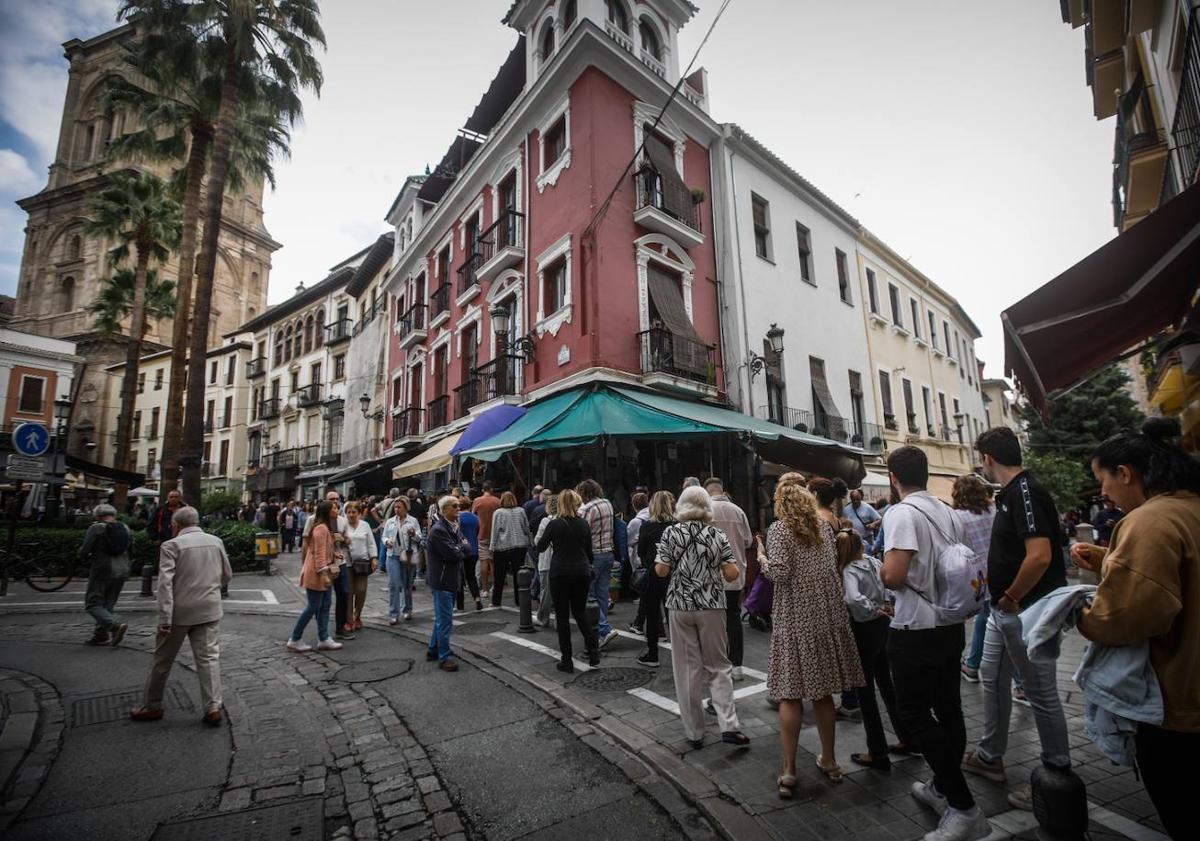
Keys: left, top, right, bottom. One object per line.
{"left": 459, "top": 384, "right": 865, "bottom": 484}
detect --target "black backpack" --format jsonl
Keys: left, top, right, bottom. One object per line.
{"left": 103, "top": 522, "right": 130, "bottom": 556}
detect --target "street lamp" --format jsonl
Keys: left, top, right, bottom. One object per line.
{"left": 44, "top": 396, "right": 72, "bottom": 522}
{"left": 359, "top": 392, "right": 384, "bottom": 421}
{"left": 489, "top": 302, "right": 535, "bottom": 359}
{"left": 749, "top": 324, "right": 785, "bottom": 380}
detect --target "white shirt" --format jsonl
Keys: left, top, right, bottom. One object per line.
{"left": 883, "top": 491, "right": 962, "bottom": 630}
{"left": 344, "top": 519, "right": 377, "bottom": 562}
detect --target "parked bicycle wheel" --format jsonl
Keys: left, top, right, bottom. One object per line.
{"left": 17, "top": 554, "right": 75, "bottom": 592}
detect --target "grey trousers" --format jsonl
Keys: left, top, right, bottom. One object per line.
{"left": 977, "top": 607, "right": 1071, "bottom": 768}
{"left": 144, "top": 621, "right": 222, "bottom": 712}
{"left": 84, "top": 569, "right": 125, "bottom": 634}
{"left": 536, "top": 568, "right": 554, "bottom": 626}
{"left": 669, "top": 609, "right": 739, "bottom": 741}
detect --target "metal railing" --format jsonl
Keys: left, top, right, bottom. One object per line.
{"left": 427, "top": 394, "right": 449, "bottom": 430}
{"left": 298, "top": 444, "right": 320, "bottom": 466}
{"left": 1169, "top": 7, "right": 1200, "bottom": 198}
{"left": 755, "top": 406, "right": 883, "bottom": 451}
{"left": 477, "top": 210, "right": 523, "bottom": 264}
{"left": 246, "top": 357, "right": 267, "bottom": 378}
{"left": 321, "top": 452, "right": 342, "bottom": 467}
{"left": 324, "top": 318, "right": 352, "bottom": 344}
{"left": 634, "top": 167, "right": 700, "bottom": 232}
{"left": 1113, "top": 73, "right": 1164, "bottom": 226}
{"left": 399, "top": 303, "right": 427, "bottom": 340}
{"left": 201, "top": 463, "right": 211, "bottom": 477}
{"left": 266, "top": 448, "right": 298, "bottom": 469}
{"left": 638, "top": 328, "right": 715, "bottom": 385}
{"left": 429, "top": 283, "right": 451, "bottom": 319}
{"left": 392, "top": 407, "right": 423, "bottom": 440}
{"left": 259, "top": 398, "right": 281, "bottom": 420}
{"left": 295, "top": 384, "right": 322, "bottom": 408}
{"left": 456, "top": 354, "right": 522, "bottom": 416}
{"left": 220, "top": 415, "right": 231, "bottom": 430}
{"left": 457, "top": 253, "right": 482, "bottom": 297}
{"left": 203, "top": 420, "right": 214, "bottom": 433}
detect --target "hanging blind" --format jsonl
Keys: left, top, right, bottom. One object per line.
{"left": 647, "top": 266, "right": 708, "bottom": 376}
{"left": 642, "top": 129, "right": 691, "bottom": 222}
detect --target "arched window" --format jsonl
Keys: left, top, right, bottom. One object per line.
{"left": 639, "top": 20, "right": 661, "bottom": 60}
{"left": 68, "top": 235, "right": 81, "bottom": 261}
{"left": 59, "top": 276, "right": 75, "bottom": 312}
{"left": 292, "top": 320, "right": 303, "bottom": 357}
{"left": 315, "top": 309, "right": 326, "bottom": 348}
{"left": 539, "top": 19, "right": 555, "bottom": 61}
{"left": 562, "top": 0, "right": 577, "bottom": 30}
{"left": 303, "top": 315, "right": 314, "bottom": 353}
{"left": 606, "top": 0, "right": 628, "bottom": 33}
{"left": 275, "top": 329, "right": 286, "bottom": 366}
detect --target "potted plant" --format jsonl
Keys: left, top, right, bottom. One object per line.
{"left": 812, "top": 427, "right": 827, "bottom": 438}
{"left": 870, "top": 435, "right": 884, "bottom": 448}
{"left": 851, "top": 433, "right": 863, "bottom": 445}
{"left": 690, "top": 187, "right": 706, "bottom": 205}
{"left": 793, "top": 422, "right": 809, "bottom": 433}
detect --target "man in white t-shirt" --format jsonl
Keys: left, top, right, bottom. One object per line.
{"left": 881, "top": 446, "right": 988, "bottom": 841}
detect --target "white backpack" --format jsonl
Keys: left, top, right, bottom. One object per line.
{"left": 902, "top": 501, "right": 988, "bottom": 623}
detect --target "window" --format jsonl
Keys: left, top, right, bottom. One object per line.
{"left": 939, "top": 392, "right": 950, "bottom": 434}
{"left": 310, "top": 362, "right": 322, "bottom": 386}
{"left": 208, "top": 360, "right": 217, "bottom": 384}
{"left": 274, "top": 330, "right": 285, "bottom": 366}
{"left": 437, "top": 246, "right": 451, "bottom": 287}
{"left": 314, "top": 310, "right": 325, "bottom": 349}
{"left": 607, "top": 0, "right": 628, "bottom": 33}
{"left": 836, "top": 249, "right": 852, "bottom": 304}
{"left": 222, "top": 396, "right": 232, "bottom": 428}
{"left": 953, "top": 398, "right": 963, "bottom": 442}
{"left": 292, "top": 321, "right": 303, "bottom": 358}
{"left": 902, "top": 379, "right": 916, "bottom": 432}
{"left": 464, "top": 213, "right": 480, "bottom": 259}
{"left": 956, "top": 332, "right": 964, "bottom": 378}
{"left": 304, "top": 316, "right": 314, "bottom": 353}
{"left": 150, "top": 407, "right": 160, "bottom": 439}
{"left": 888, "top": 284, "right": 902, "bottom": 327}
{"left": 639, "top": 20, "right": 661, "bottom": 61}
{"left": 562, "top": 0, "right": 577, "bottom": 28}
{"left": 146, "top": 448, "right": 157, "bottom": 477}
{"left": 68, "top": 234, "right": 82, "bottom": 261}
{"left": 849, "top": 371, "right": 866, "bottom": 442}
{"left": 796, "top": 224, "right": 813, "bottom": 284}
{"left": 137, "top": 372, "right": 146, "bottom": 394}
{"left": 205, "top": 399, "right": 215, "bottom": 429}
{"left": 751, "top": 194, "right": 771, "bottom": 260}
{"left": 289, "top": 371, "right": 299, "bottom": 394}
{"left": 544, "top": 256, "right": 567, "bottom": 314}
{"left": 251, "top": 387, "right": 260, "bottom": 421}
{"left": 878, "top": 370, "right": 894, "bottom": 425}
{"left": 866, "top": 269, "right": 879, "bottom": 314}
{"left": 219, "top": 439, "right": 230, "bottom": 476}
{"left": 59, "top": 276, "right": 75, "bottom": 312}
{"left": 543, "top": 116, "right": 566, "bottom": 167}
{"left": 225, "top": 356, "right": 235, "bottom": 385}
{"left": 132, "top": 410, "right": 142, "bottom": 439}
{"left": 539, "top": 18, "right": 555, "bottom": 61}
{"left": 283, "top": 326, "right": 293, "bottom": 362}
{"left": 943, "top": 320, "right": 952, "bottom": 355}
{"left": 921, "top": 386, "right": 933, "bottom": 434}
{"left": 929, "top": 312, "right": 938, "bottom": 351}
{"left": 203, "top": 441, "right": 211, "bottom": 468}
{"left": 152, "top": 368, "right": 162, "bottom": 390}
{"left": 323, "top": 409, "right": 344, "bottom": 458}
{"left": 392, "top": 375, "right": 403, "bottom": 408}
{"left": 910, "top": 299, "right": 922, "bottom": 339}
{"left": 17, "top": 375, "right": 45, "bottom": 414}
{"left": 334, "top": 354, "right": 346, "bottom": 381}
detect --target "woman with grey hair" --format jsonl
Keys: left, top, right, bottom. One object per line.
{"left": 78, "top": 503, "right": 132, "bottom": 647}
{"left": 655, "top": 486, "right": 749, "bottom": 748}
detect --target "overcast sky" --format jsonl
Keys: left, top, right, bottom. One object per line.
{"left": 0, "top": 0, "right": 1115, "bottom": 377}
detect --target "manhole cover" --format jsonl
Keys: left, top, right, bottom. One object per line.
{"left": 71, "top": 685, "right": 193, "bottom": 727}
{"left": 570, "top": 667, "right": 654, "bottom": 692}
{"left": 153, "top": 798, "right": 323, "bottom": 841}
{"left": 335, "top": 659, "right": 412, "bottom": 683}
{"left": 454, "top": 621, "right": 507, "bottom": 636}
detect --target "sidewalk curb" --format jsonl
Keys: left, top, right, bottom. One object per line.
{"left": 0, "top": 668, "right": 65, "bottom": 833}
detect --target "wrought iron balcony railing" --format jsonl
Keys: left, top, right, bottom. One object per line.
{"left": 638, "top": 327, "right": 714, "bottom": 385}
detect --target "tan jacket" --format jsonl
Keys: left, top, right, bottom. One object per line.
{"left": 1078, "top": 491, "right": 1200, "bottom": 731}
{"left": 157, "top": 526, "right": 233, "bottom": 628}
{"left": 711, "top": 495, "right": 753, "bottom": 591}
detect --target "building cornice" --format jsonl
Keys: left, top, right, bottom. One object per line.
{"left": 0, "top": 341, "right": 85, "bottom": 365}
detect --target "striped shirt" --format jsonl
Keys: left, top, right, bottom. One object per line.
{"left": 581, "top": 498, "right": 615, "bottom": 554}
{"left": 952, "top": 507, "right": 995, "bottom": 565}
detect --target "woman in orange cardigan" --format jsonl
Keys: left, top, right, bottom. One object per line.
{"left": 287, "top": 500, "right": 344, "bottom": 652}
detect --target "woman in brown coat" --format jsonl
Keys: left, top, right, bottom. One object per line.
{"left": 287, "top": 500, "right": 343, "bottom": 652}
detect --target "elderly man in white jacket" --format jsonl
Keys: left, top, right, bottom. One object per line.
{"left": 382, "top": 498, "right": 423, "bottom": 623}
{"left": 131, "top": 506, "right": 232, "bottom": 726}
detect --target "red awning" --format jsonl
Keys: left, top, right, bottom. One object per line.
{"left": 1003, "top": 181, "right": 1200, "bottom": 414}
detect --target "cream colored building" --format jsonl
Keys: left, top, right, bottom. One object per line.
{"left": 101, "top": 350, "right": 172, "bottom": 482}
{"left": 981, "top": 378, "right": 1019, "bottom": 431}
{"left": 200, "top": 339, "right": 255, "bottom": 496}
{"left": 856, "top": 231, "right": 987, "bottom": 498}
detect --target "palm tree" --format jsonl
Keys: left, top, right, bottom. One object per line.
{"left": 103, "top": 21, "right": 294, "bottom": 495}
{"left": 84, "top": 171, "right": 183, "bottom": 510}
{"left": 118, "top": 0, "right": 325, "bottom": 507}
{"left": 89, "top": 267, "right": 176, "bottom": 337}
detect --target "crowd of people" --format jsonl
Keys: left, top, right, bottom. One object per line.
{"left": 69, "top": 417, "right": 1196, "bottom": 841}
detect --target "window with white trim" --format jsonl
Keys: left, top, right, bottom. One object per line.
{"left": 836, "top": 249, "right": 852, "bottom": 304}
{"left": 888, "top": 284, "right": 902, "bottom": 327}
{"left": 910, "top": 299, "right": 922, "bottom": 339}
{"left": 866, "top": 269, "right": 879, "bottom": 314}
{"left": 544, "top": 257, "right": 567, "bottom": 314}
{"left": 751, "top": 194, "right": 771, "bottom": 260}
{"left": 17, "top": 375, "right": 45, "bottom": 414}
{"left": 796, "top": 223, "right": 813, "bottom": 285}
{"left": 544, "top": 117, "right": 566, "bottom": 168}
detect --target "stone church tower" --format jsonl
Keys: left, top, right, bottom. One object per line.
{"left": 10, "top": 23, "right": 279, "bottom": 459}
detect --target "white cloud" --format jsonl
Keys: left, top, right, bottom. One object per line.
{"left": 0, "top": 149, "right": 41, "bottom": 193}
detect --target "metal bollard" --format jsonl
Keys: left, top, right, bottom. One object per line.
{"left": 140, "top": 562, "right": 154, "bottom": 597}
{"left": 517, "top": 565, "right": 536, "bottom": 634}
{"left": 1031, "top": 765, "right": 1088, "bottom": 841}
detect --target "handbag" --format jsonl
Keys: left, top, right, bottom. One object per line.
{"left": 630, "top": 566, "right": 648, "bottom": 594}
{"left": 351, "top": 557, "right": 372, "bottom": 576}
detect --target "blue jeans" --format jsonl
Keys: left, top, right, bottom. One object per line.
{"left": 428, "top": 589, "right": 455, "bottom": 662}
{"left": 291, "top": 588, "right": 332, "bottom": 643}
{"left": 965, "top": 606, "right": 989, "bottom": 669}
{"left": 590, "top": 552, "right": 614, "bottom": 637}
{"left": 387, "top": 557, "right": 416, "bottom": 618}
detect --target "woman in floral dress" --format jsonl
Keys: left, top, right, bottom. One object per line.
{"left": 760, "top": 479, "right": 864, "bottom": 797}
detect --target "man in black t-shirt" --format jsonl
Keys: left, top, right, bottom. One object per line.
{"left": 262, "top": 498, "right": 281, "bottom": 532}
{"left": 961, "top": 428, "right": 1071, "bottom": 810}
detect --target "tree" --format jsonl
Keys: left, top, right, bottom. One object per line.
{"left": 89, "top": 267, "right": 176, "bottom": 336}
{"left": 1023, "top": 452, "right": 1090, "bottom": 514}
{"left": 118, "top": 0, "right": 324, "bottom": 509}
{"left": 84, "top": 171, "right": 183, "bottom": 510}
{"left": 104, "top": 17, "right": 294, "bottom": 496}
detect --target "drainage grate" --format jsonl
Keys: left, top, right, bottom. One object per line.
{"left": 570, "top": 667, "right": 655, "bottom": 692}
{"left": 454, "top": 621, "right": 507, "bottom": 636}
{"left": 153, "top": 799, "right": 323, "bottom": 841}
{"left": 70, "top": 684, "right": 194, "bottom": 727}
{"left": 334, "top": 659, "right": 412, "bottom": 683}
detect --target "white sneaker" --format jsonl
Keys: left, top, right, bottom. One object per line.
{"left": 599, "top": 629, "right": 619, "bottom": 649}
{"left": 402, "top": 612, "right": 412, "bottom": 620}
{"left": 911, "top": 780, "right": 948, "bottom": 817}
{"left": 923, "top": 806, "right": 990, "bottom": 841}
{"left": 317, "top": 639, "right": 344, "bottom": 651}
{"left": 285, "top": 639, "right": 313, "bottom": 653}
{"left": 731, "top": 666, "right": 745, "bottom": 682}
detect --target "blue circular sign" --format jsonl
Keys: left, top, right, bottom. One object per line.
{"left": 12, "top": 422, "right": 50, "bottom": 457}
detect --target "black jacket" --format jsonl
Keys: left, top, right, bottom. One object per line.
{"left": 535, "top": 516, "right": 594, "bottom": 579}
{"left": 426, "top": 517, "right": 466, "bottom": 592}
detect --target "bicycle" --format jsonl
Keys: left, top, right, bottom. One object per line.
{"left": 0, "top": 541, "right": 76, "bottom": 592}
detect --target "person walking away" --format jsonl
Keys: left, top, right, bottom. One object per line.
{"left": 489, "top": 491, "right": 531, "bottom": 607}
{"left": 1091, "top": 498, "right": 1123, "bottom": 547}
{"left": 845, "top": 488, "right": 882, "bottom": 542}
{"left": 578, "top": 480, "right": 619, "bottom": 648}
{"left": 533, "top": 494, "right": 559, "bottom": 627}
{"left": 79, "top": 504, "right": 131, "bottom": 646}
{"left": 705, "top": 478, "right": 752, "bottom": 682}
{"left": 613, "top": 511, "right": 630, "bottom": 600}
{"left": 381, "top": 499, "right": 422, "bottom": 622}
{"left": 810, "top": 477, "right": 861, "bottom": 719}
{"left": 655, "top": 487, "right": 749, "bottom": 748}
{"left": 962, "top": 428, "right": 1071, "bottom": 810}
{"left": 287, "top": 500, "right": 343, "bottom": 652}
{"left": 1071, "top": 418, "right": 1200, "bottom": 841}
{"left": 343, "top": 503, "right": 378, "bottom": 633}
{"left": 759, "top": 482, "right": 863, "bottom": 794}
{"left": 625, "top": 492, "right": 651, "bottom": 633}
{"left": 535, "top": 489, "right": 600, "bottom": 671}
{"left": 130, "top": 506, "right": 231, "bottom": 724}
{"left": 455, "top": 496, "right": 483, "bottom": 611}
{"left": 472, "top": 483, "right": 501, "bottom": 595}
{"left": 425, "top": 496, "right": 468, "bottom": 671}
{"left": 880, "top": 446, "right": 988, "bottom": 841}
{"left": 527, "top": 488, "right": 551, "bottom": 589}
{"left": 281, "top": 502, "right": 297, "bottom": 553}
{"left": 837, "top": 524, "right": 909, "bottom": 771}
{"left": 263, "top": 496, "right": 281, "bottom": 536}
{"left": 951, "top": 476, "right": 996, "bottom": 684}
{"left": 635, "top": 491, "right": 676, "bottom": 666}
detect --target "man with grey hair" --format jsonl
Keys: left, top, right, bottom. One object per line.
{"left": 79, "top": 503, "right": 132, "bottom": 647}
{"left": 131, "top": 506, "right": 232, "bottom": 725}
{"left": 681, "top": 477, "right": 701, "bottom": 490}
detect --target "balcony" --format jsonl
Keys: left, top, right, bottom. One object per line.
{"left": 456, "top": 253, "right": 482, "bottom": 303}
{"left": 455, "top": 354, "right": 522, "bottom": 417}
{"left": 639, "top": 48, "right": 666, "bottom": 78}
{"left": 427, "top": 394, "right": 450, "bottom": 431}
{"left": 392, "top": 407, "right": 424, "bottom": 443}
{"left": 638, "top": 328, "right": 716, "bottom": 395}
{"left": 633, "top": 167, "right": 703, "bottom": 249}
{"left": 1113, "top": 74, "right": 1168, "bottom": 229}
{"left": 476, "top": 210, "right": 525, "bottom": 283}
{"left": 429, "top": 283, "right": 451, "bottom": 327}
{"left": 220, "top": 416, "right": 231, "bottom": 430}
{"left": 295, "top": 384, "right": 323, "bottom": 409}
{"left": 201, "top": 462, "right": 212, "bottom": 477}
{"left": 266, "top": 447, "right": 299, "bottom": 470}
{"left": 324, "top": 318, "right": 352, "bottom": 345}
{"left": 756, "top": 406, "right": 884, "bottom": 451}
{"left": 605, "top": 19, "right": 634, "bottom": 52}
{"left": 203, "top": 420, "right": 214, "bottom": 434}
{"left": 321, "top": 452, "right": 342, "bottom": 468}
{"left": 398, "top": 303, "right": 428, "bottom": 349}
{"left": 246, "top": 356, "right": 267, "bottom": 379}
{"left": 1166, "top": 7, "right": 1200, "bottom": 204}
{"left": 259, "top": 397, "right": 281, "bottom": 420}
{"left": 298, "top": 444, "right": 320, "bottom": 466}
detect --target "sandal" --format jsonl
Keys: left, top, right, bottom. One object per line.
{"left": 816, "top": 757, "right": 844, "bottom": 783}
{"left": 721, "top": 730, "right": 751, "bottom": 746}
{"left": 851, "top": 752, "right": 891, "bottom": 771}
{"left": 777, "top": 773, "right": 797, "bottom": 799}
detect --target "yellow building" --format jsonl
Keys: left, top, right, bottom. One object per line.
{"left": 856, "top": 230, "right": 987, "bottom": 499}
